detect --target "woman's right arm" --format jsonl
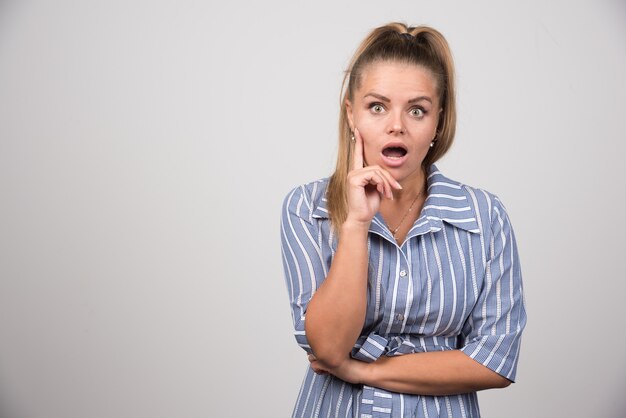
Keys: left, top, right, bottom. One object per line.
{"left": 303, "top": 219, "right": 369, "bottom": 369}
{"left": 304, "top": 129, "right": 400, "bottom": 369}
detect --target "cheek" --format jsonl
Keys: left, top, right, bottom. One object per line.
{"left": 361, "top": 138, "right": 381, "bottom": 166}
{"left": 354, "top": 115, "right": 378, "bottom": 132}
{"left": 354, "top": 117, "right": 379, "bottom": 146}
{"left": 353, "top": 121, "right": 377, "bottom": 157}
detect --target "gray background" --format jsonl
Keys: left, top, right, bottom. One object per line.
{"left": 1, "top": 0, "right": 625, "bottom": 417}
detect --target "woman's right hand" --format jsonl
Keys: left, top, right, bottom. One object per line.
{"left": 345, "top": 128, "right": 402, "bottom": 226}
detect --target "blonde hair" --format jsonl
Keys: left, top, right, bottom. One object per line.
{"left": 326, "top": 22, "right": 457, "bottom": 229}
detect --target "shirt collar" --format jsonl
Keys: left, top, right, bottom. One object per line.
{"left": 406, "top": 164, "right": 481, "bottom": 237}
{"left": 311, "top": 164, "right": 481, "bottom": 239}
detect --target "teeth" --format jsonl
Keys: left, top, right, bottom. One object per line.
{"left": 383, "top": 146, "right": 407, "bottom": 158}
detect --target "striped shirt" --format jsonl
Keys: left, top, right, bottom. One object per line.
{"left": 280, "top": 163, "right": 526, "bottom": 418}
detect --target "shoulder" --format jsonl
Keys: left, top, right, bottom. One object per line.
{"left": 461, "top": 182, "right": 507, "bottom": 225}
{"left": 429, "top": 165, "right": 511, "bottom": 231}
{"left": 281, "top": 178, "right": 330, "bottom": 223}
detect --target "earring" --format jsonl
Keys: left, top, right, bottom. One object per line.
{"left": 430, "top": 131, "right": 439, "bottom": 148}
{"left": 350, "top": 133, "right": 355, "bottom": 143}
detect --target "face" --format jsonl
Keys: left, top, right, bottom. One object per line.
{"left": 346, "top": 61, "right": 441, "bottom": 185}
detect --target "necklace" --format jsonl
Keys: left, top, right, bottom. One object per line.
{"left": 389, "top": 188, "right": 424, "bottom": 238}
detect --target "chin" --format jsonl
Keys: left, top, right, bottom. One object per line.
{"left": 395, "top": 165, "right": 425, "bottom": 183}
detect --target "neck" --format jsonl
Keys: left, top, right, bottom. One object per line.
{"left": 393, "top": 168, "right": 428, "bottom": 203}
{"left": 379, "top": 168, "right": 428, "bottom": 243}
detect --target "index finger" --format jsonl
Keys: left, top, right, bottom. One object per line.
{"left": 351, "top": 128, "right": 364, "bottom": 170}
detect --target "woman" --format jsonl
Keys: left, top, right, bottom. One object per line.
{"left": 280, "top": 22, "right": 526, "bottom": 418}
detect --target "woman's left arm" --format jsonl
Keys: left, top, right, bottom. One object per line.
{"left": 311, "top": 194, "right": 527, "bottom": 396}
{"left": 312, "top": 349, "right": 510, "bottom": 396}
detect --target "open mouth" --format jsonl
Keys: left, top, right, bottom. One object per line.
{"left": 382, "top": 145, "right": 408, "bottom": 159}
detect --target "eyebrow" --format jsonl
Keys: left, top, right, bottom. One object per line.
{"left": 408, "top": 96, "right": 433, "bottom": 104}
{"left": 363, "top": 92, "right": 433, "bottom": 104}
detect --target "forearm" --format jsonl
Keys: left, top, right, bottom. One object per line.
{"left": 305, "top": 220, "right": 369, "bottom": 368}
{"left": 362, "top": 350, "right": 511, "bottom": 396}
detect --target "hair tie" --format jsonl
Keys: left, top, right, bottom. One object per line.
{"left": 401, "top": 32, "right": 414, "bottom": 41}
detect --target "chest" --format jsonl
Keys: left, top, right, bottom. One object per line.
{"left": 324, "top": 225, "right": 489, "bottom": 337}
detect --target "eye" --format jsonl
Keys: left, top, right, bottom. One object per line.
{"left": 409, "top": 107, "right": 425, "bottom": 118}
{"left": 369, "top": 103, "right": 385, "bottom": 114}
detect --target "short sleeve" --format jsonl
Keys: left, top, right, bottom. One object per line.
{"left": 460, "top": 195, "right": 527, "bottom": 382}
{"left": 280, "top": 185, "right": 328, "bottom": 354}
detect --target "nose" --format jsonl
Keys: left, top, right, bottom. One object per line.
{"left": 387, "top": 111, "right": 405, "bottom": 135}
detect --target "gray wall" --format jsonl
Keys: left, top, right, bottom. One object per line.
{"left": 1, "top": 0, "right": 625, "bottom": 417}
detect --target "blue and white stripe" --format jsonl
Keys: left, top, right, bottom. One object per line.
{"left": 281, "top": 164, "right": 527, "bottom": 418}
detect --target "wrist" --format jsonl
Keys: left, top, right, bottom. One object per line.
{"left": 341, "top": 218, "right": 370, "bottom": 235}
{"left": 330, "top": 357, "right": 371, "bottom": 385}
{"left": 358, "top": 358, "right": 376, "bottom": 386}
{"left": 361, "top": 355, "right": 390, "bottom": 386}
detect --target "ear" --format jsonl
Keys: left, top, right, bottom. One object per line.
{"left": 345, "top": 99, "right": 355, "bottom": 131}
{"left": 437, "top": 107, "right": 444, "bottom": 129}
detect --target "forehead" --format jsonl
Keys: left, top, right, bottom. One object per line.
{"left": 357, "top": 61, "right": 439, "bottom": 101}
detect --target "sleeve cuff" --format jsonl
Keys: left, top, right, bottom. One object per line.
{"left": 460, "top": 333, "right": 522, "bottom": 382}
{"left": 351, "top": 333, "right": 389, "bottom": 363}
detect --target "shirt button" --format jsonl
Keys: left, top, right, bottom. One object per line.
{"left": 399, "top": 270, "right": 407, "bottom": 277}
{"left": 395, "top": 313, "right": 404, "bottom": 321}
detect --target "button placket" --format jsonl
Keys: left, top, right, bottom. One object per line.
{"left": 389, "top": 261, "right": 410, "bottom": 328}
{"left": 381, "top": 247, "right": 412, "bottom": 334}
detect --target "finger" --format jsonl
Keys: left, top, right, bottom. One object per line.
{"left": 351, "top": 128, "right": 364, "bottom": 170}
{"left": 365, "top": 168, "right": 394, "bottom": 200}
{"left": 376, "top": 182, "right": 384, "bottom": 196}
{"left": 376, "top": 167, "right": 403, "bottom": 192}
{"left": 365, "top": 165, "right": 403, "bottom": 198}
{"left": 360, "top": 170, "right": 387, "bottom": 196}
{"left": 308, "top": 359, "right": 328, "bottom": 375}
{"left": 349, "top": 166, "right": 394, "bottom": 201}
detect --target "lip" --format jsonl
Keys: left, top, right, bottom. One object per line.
{"left": 380, "top": 141, "right": 408, "bottom": 168}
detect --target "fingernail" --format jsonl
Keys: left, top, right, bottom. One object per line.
{"left": 396, "top": 181, "right": 403, "bottom": 189}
